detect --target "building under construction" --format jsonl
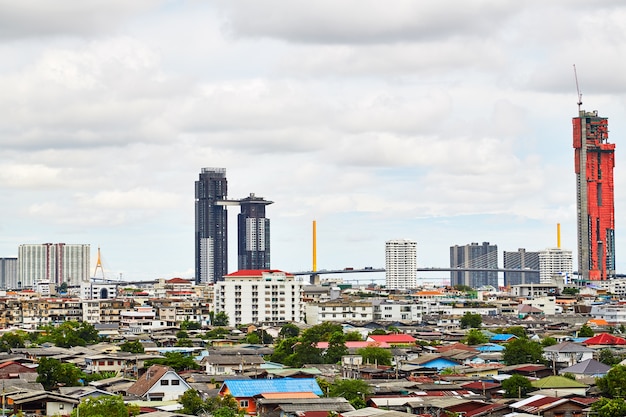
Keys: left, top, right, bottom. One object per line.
{"left": 573, "top": 110, "right": 616, "bottom": 280}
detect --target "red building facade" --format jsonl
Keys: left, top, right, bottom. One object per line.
{"left": 573, "top": 110, "right": 616, "bottom": 280}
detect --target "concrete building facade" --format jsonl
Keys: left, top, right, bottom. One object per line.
{"left": 385, "top": 239, "right": 417, "bottom": 290}
{"left": 17, "top": 243, "right": 90, "bottom": 288}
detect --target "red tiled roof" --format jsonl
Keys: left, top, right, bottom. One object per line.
{"left": 583, "top": 333, "right": 626, "bottom": 345}
{"left": 225, "top": 269, "right": 293, "bottom": 277}
{"left": 461, "top": 381, "right": 501, "bottom": 390}
{"left": 316, "top": 341, "right": 390, "bottom": 349}
{"left": 127, "top": 365, "right": 172, "bottom": 397}
{"left": 437, "top": 343, "right": 477, "bottom": 353}
{"left": 166, "top": 277, "right": 192, "bottom": 283}
{"left": 368, "top": 334, "right": 416, "bottom": 344}
{"left": 515, "top": 365, "right": 548, "bottom": 372}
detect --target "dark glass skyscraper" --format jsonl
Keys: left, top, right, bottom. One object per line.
{"left": 450, "top": 242, "right": 498, "bottom": 288}
{"left": 238, "top": 193, "right": 272, "bottom": 270}
{"left": 195, "top": 168, "right": 228, "bottom": 284}
{"left": 503, "top": 248, "right": 540, "bottom": 287}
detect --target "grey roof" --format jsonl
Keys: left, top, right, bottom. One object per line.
{"left": 259, "top": 397, "right": 355, "bottom": 413}
{"left": 544, "top": 341, "right": 594, "bottom": 353}
{"left": 560, "top": 358, "right": 611, "bottom": 375}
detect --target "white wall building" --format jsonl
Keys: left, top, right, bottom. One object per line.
{"left": 385, "top": 239, "right": 417, "bottom": 290}
{"left": 539, "top": 247, "right": 573, "bottom": 284}
{"left": 18, "top": 243, "right": 90, "bottom": 288}
{"left": 214, "top": 270, "right": 305, "bottom": 325}
{"left": 80, "top": 281, "right": 118, "bottom": 300}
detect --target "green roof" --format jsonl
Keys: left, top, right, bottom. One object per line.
{"left": 531, "top": 375, "right": 588, "bottom": 389}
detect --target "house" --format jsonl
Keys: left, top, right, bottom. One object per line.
{"left": 559, "top": 359, "right": 611, "bottom": 379}
{"left": 127, "top": 365, "right": 191, "bottom": 401}
{"left": 489, "top": 334, "right": 518, "bottom": 343}
{"left": 0, "top": 361, "right": 37, "bottom": 379}
{"left": 7, "top": 390, "right": 79, "bottom": 417}
{"left": 582, "top": 333, "right": 626, "bottom": 348}
{"left": 84, "top": 354, "right": 127, "bottom": 374}
{"left": 460, "top": 381, "right": 502, "bottom": 399}
{"left": 509, "top": 394, "right": 596, "bottom": 416}
{"left": 407, "top": 354, "right": 461, "bottom": 371}
{"left": 218, "top": 378, "right": 323, "bottom": 415}
{"left": 543, "top": 342, "right": 594, "bottom": 367}
{"left": 530, "top": 375, "right": 589, "bottom": 397}
{"left": 201, "top": 354, "right": 265, "bottom": 375}
{"left": 256, "top": 396, "right": 355, "bottom": 417}
{"left": 366, "top": 334, "right": 416, "bottom": 347}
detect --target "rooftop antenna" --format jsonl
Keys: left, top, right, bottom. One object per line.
{"left": 573, "top": 64, "right": 583, "bottom": 112}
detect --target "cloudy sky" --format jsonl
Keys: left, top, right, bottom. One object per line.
{"left": 2, "top": 0, "right": 626, "bottom": 283}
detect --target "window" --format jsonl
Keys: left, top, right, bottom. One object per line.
{"left": 240, "top": 400, "right": 249, "bottom": 408}
{"left": 172, "top": 380, "right": 180, "bottom": 385}
{"left": 160, "top": 380, "right": 169, "bottom": 385}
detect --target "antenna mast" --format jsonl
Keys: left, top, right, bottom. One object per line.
{"left": 573, "top": 64, "right": 583, "bottom": 112}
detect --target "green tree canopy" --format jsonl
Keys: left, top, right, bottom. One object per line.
{"left": 37, "top": 357, "right": 84, "bottom": 390}
{"left": 279, "top": 323, "right": 300, "bottom": 339}
{"left": 324, "top": 332, "right": 348, "bottom": 364}
{"left": 213, "top": 311, "right": 230, "bottom": 326}
{"left": 176, "top": 330, "right": 189, "bottom": 339}
{"left": 327, "top": 378, "right": 371, "bottom": 409}
{"left": 180, "top": 320, "right": 202, "bottom": 331}
{"left": 180, "top": 390, "right": 241, "bottom": 416}
{"left": 460, "top": 312, "right": 482, "bottom": 329}
{"left": 591, "top": 397, "right": 626, "bottom": 417}
{"left": 345, "top": 331, "right": 363, "bottom": 341}
{"left": 0, "top": 331, "right": 26, "bottom": 352}
{"left": 540, "top": 337, "right": 557, "bottom": 347}
{"left": 561, "top": 287, "right": 580, "bottom": 296}
{"left": 463, "top": 328, "right": 488, "bottom": 345}
{"left": 119, "top": 340, "right": 145, "bottom": 354}
{"left": 502, "top": 374, "right": 533, "bottom": 398}
{"left": 505, "top": 326, "right": 528, "bottom": 339}
{"left": 597, "top": 364, "right": 626, "bottom": 397}
{"left": 578, "top": 324, "right": 595, "bottom": 337}
{"left": 145, "top": 352, "right": 201, "bottom": 372}
{"left": 356, "top": 345, "right": 392, "bottom": 366}
{"left": 502, "top": 338, "right": 544, "bottom": 366}
{"left": 71, "top": 395, "right": 139, "bottom": 417}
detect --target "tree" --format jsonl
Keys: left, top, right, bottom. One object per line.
{"left": 505, "top": 326, "right": 528, "bottom": 339}
{"left": 71, "top": 395, "right": 139, "bottom": 417}
{"left": 37, "top": 357, "right": 84, "bottom": 390}
{"left": 204, "top": 327, "right": 231, "bottom": 340}
{"left": 120, "top": 340, "right": 145, "bottom": 354}
{"left": 460, "top": 312, "right": 482, "bottom": 329}
{"left": 50, "top": 321, "right": 100, "bottom": 348}
{"left": 175, "top": 338, "right": 194, "bottom": 347}
{"left": 541, "top": 337, "right": 557, "bottom": 347}
{"left": 502, "top": 338, "right": 544, "bottom": 366}
{"left": 180, "top": 389, "right": 206, "bottom": 415}
{"left": 213, "top": 312, "right": 230, "bottom": 326}
{"left": 180, "top": 390, "right": 242, "bottom": 416}
{"left": 0, "top": 331, "right": 26, "bottom": 352}
{"left": 145, "top": 352, "right": 201, "bottom": 372}
{"left": 268, "top": 337, "right": 298, "bottom": 364}
{"left": 324, "top": 332, "right": 348, "bottom": 364}
{"left": 368, "top": 329, "right": 387, "bottom": 336}
{"left": 245, "top": 332, "right": 261, "bottom": 344}
{"left": 463, "top": 329, "right": 488, "bottom": 345}
{"left": 328, "top": 378, "right": 371, "bottom": 409}
{"left": 345, "top": 331, "right": 363, "bottom": 341}
{"left": 176, "top": 330, "right": 189, "bottom": 339}
{"left": 590, "top": 397, "right": 626, "bottom": 417}
{"left": 454, "top": 284, "right": 473, "bottom": 292}
{"left": 279, "top": 323, "right": 300, "bottom": 339}
{"left": 356, "top": 345, "right": 392, "bottom": 366}
{"left": 598, "top": 349, "right": 622, "bottom": 366}
{"left": 181, "top": 320, "right": 202, "bottom": 331}
{"left": 578, "top": 324, "right": 594, "bottom": 337}
{"left": 597, "top": 364, "right": 626, "bottom": 397}
{"left": 501, "top": 374, "right": 533, "bottom": 398}
{"left": 561, "top": 287, "right": 580, "bottom": 296}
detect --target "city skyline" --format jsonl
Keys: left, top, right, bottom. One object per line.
{"left": 2, "top": 3, "right": 626, "bottom": 280}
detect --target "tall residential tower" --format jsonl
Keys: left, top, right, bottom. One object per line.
{"left": 573, "top": 110, "right": 616, "bottom": 280}
{"left": 385, "top": 239, "right": 417, "bottom": 290}
{"left": 195, "top": 168, "right": 228, "bottom": 284}
{"left": 238, "top": 193, "right": 272, "bottom": 270}
{"left": 17, "top": 243, "right": 90, "bottom": 288}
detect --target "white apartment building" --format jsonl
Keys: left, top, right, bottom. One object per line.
{"left": 539, "top": 247, "right": 573, "bottom": 284}
{"left": 305, "top": 301, "right": 374, "bottom": 325}
{"left": 385, "top": 239, "right": 417, "bottom": 290}
{"left": 18, "top": 243, "right": 90, "bottom": 288}
{"left": 214, "top": 270, "right": 305, "bottom": 325}
{"left": 80, "top": 281, "right": 118, "bottom": 300}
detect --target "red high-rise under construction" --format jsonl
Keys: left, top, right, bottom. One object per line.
{"left": 573, "top": 110, "right": 616, "bottom": 280}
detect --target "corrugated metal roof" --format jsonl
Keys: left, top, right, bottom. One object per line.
{"left": 222, "top": 378, "right": 322, "bottom": 397}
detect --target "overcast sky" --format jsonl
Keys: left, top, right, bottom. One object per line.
{"left": 1, "top": 1, "right": 626, "bottom": 284}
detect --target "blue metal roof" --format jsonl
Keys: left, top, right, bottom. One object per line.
{"left": 490, "top": 334, "right": 518, "bottom": 342}
{"left": 223, "top": 378, "right": 323, "bottom": 397}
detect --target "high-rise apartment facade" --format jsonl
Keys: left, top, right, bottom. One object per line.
{"left": 238, "top": 193, "right": 272, "bottom": 270}
{"left": 573, "top": 110, "right": 616, "bottom": 280}
{"left": 539, "top": 248, "right": 573, "bottom": 284}
{"left": 214, "top": 270, "right": 304, "bottom": 326}
{"left": 503, "top": 248, "right": 540, "bottom": 287}
{"left": 385, "top": 239, "right": 417, "bottom": 290}
{"left": 195, "top": 168, "right": 228, "bottom": 284}
{"left": 450, "top": 242, "right": 498, "bottom": 288}
{"left": 0, "top": 258, "right": 17, "bottom": 290}
{"left": 17, "top": 243, "right": 90, "bottom": 288}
